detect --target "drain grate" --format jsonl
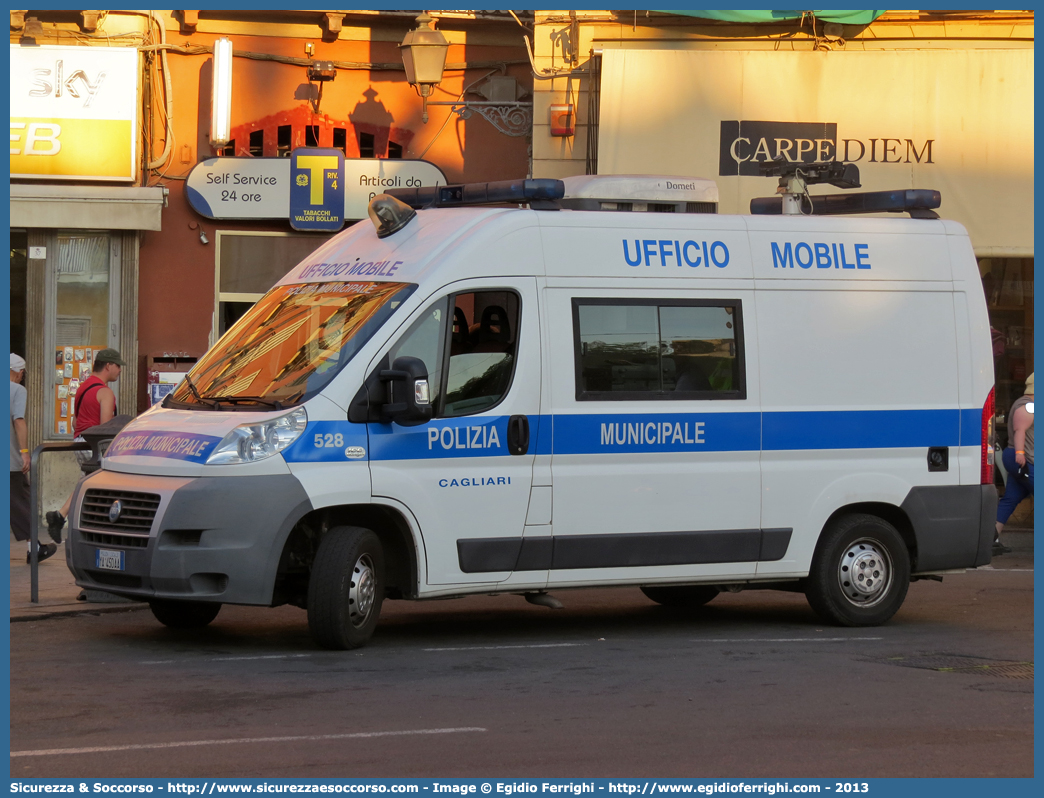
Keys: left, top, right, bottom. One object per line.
{"left": 871, "top": 654, "right": 1033, "bottom": 680}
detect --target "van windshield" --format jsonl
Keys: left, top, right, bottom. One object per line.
{"left": 169, "top": 281, "right": 415, "bottom": 409}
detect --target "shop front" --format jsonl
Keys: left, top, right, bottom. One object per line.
{"left": 10, "top": 42, "right": 164, "bottom": 445}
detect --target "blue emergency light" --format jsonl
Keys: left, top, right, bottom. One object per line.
{"left": 751, "top": 189, "right": 942, "bottom": 219}
{"left": 386, "top": 178, "right": 565, "bottom": 209}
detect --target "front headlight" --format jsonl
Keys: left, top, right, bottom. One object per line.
{"left": 206, "top": 407, "right": 308, "bottom": 465}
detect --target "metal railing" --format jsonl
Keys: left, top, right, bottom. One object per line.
{"left": 28, "top": 440, "right": 92, "bottom": 603}
{"left": 26, "top": 415, "right": 132, "bottom": 603}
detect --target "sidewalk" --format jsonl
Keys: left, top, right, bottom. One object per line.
{"left": 9, "top": 539, "right": 146, "bottom": 621}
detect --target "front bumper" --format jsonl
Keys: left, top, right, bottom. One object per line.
{"left": 68, "top": 469, "right": 312, "bottom": 605}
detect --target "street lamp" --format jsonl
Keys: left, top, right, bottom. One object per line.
{"left": 399, "top": 12, "right": 449, "bottom": 123}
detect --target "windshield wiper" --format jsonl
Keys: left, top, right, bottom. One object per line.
{"left": 183, "top": 373, "right": 218, "bottom": 409}
{"left": 202, "top": 395, "right": 285, "bottom": 410}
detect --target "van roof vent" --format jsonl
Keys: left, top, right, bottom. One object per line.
{"left": 559, "top": 175, "right": 718, "bottom": 214}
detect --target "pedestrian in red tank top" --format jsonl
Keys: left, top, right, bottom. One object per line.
{"left": 46, "top": 348, "right": 124, "bottom": 542}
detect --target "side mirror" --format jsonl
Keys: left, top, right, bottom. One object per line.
{"left": 379, "top": 356, "right": 433, "bottom": 427}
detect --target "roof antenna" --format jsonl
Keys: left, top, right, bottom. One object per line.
{"left": 760, "top": 159, "right": 861, "bottom": 215}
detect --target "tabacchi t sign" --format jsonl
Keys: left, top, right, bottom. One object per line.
{"left": 290, "top": 148, "right": 346, "bottom": 231}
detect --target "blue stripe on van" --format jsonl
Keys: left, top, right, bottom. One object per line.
{"left": 370, "top": 415, "right": 510, "bottom": 461}
{"left": 531, "top": 413, "right": 553, "bottom": 455}
{"left": 762, "top": 409, "right": 960, "bottom": 451}
{"left": 553, "top": 412, "right": 762, "bottom": 454}
{"left": 282, "top": 408, "right": 979, "bottom": 463}
{"left": 960, "top": 408, "right": 983, "bottom": 447}
{"left": 282, "top": 421, "right": 369, "bottom": 463}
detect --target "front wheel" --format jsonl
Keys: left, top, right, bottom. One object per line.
{"left": 149, "top": 599, "right": 221, "bottom": 629}
{"left": 805, "top": 514, "right": 910, "bottom": 626}
{"left": 640, "top": 584, "right": 720, "bottom": 609}
{"left": 307, "top": 526, "right": 385, "bottom": 650}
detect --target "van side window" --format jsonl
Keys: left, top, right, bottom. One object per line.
{"left": 442, "top": 291, "right": 520, "bottom": 417}
{"left": 573, "top": 299, "right": 745, "bottom": 401}
{"left": 388, "top": 297, "right": 449, "bottom": 411}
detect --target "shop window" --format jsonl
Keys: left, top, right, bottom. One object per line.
{"left": 572, "top": 298, "right": 745, "bottom": 401}
{"left": 980, "top": 257, "right": 1035, "bottom": 448}
{"left": 277, "top": 125, "right": 292, "bottom": 157}
{"left": 214, "top": 232, "right": 333, "bottom": 339}
{"left": 249, "top": 129, "right": 264, "bottom": 157}
{"left": 388, "top": 141, "right": 403, "bottom": 159}
{"left": 56, "top": 317, "right": 91, "bottom": 345}
{"left": 306, "top": 125, "right": 320, "bottom": 147}
{"left": 220, "top": 302, "right": 256, "bottom": 338}
{"left": 47, "top": 232, "right": 119, "bottom": 438}
{"left": 333, "top": 128, "right": 347, "bottom": 154}
{"left": 358, "top": 132, "right": 375, "bottom": 158}
{"left": 220, "top": 139, "right": 235, "bottom": 157}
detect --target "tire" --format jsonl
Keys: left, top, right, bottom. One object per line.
{"left": 149, "top": 599, "right": 221, "bottom": 629}
{"left": 640, "top": 584, "right": 720, "bottom": 608}
{"left": 805, "top": 513, "right": 911, "bottom": 627}
{"left": 307, "top": 526, "right": 385, "bottom": 650}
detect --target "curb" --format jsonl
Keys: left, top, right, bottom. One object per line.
{"left": 11, "top": 603, "right": 148, "bottom": 623}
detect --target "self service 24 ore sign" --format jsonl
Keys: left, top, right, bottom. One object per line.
{"left": 185, "top": 154, "right": 447, "bottom": 228}
{"left": 289, "top": 148, "right": 345, "bottom": 231}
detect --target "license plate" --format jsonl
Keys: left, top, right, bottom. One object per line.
{"left": 95, "top": 549, "right": 125, "bottom": 571}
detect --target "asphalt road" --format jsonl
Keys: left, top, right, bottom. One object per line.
{"left": 11, "top": 554, "right": 1033, "bottom": 779}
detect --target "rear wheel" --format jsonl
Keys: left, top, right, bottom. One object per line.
{"left": 640, "top": 585, "right": 720, "bottom": 608}
{"left": 307, "top": 526, "right": 384, "bottom": 650}
{"left": 149, "top": 600, "right": 221, "bottom": 629}
{"left": 805, "top": 513, "right": 910, "bottom": 626}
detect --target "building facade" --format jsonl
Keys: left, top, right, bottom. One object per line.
{"left": 10, "top": 9, "right": 533, "bottom": 449}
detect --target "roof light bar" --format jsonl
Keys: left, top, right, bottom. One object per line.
{"left": 759, "top": 158, "right": 861, "bottom": 190}
{"left": 386, "top": 178, "right": 565, "bottom": 209}
{"left": 750, "top": 189, "right": 942, "bottom": 219}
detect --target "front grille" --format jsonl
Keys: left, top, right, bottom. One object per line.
{"left": 81, "top": 530, "right": 150, "bottom": 549}
{"left": 81, "top": 489, "right": 160, "bottom": 535}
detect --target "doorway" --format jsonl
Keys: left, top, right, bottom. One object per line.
{"left": 10, "top": 230, "right": 27, "bottom": 358}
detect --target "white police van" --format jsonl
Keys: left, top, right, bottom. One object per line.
{"left": 67, "top": 168, "right": 997, "bottom": 649}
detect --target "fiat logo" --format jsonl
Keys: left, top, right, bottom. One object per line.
{"left": 108, "top": 500, "right": 122, "bottom": 523}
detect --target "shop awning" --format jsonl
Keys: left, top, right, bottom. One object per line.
{"left": 9, "top": 184, "right": 168, "bottom": 231}
{"left": 654, "top": 10, "right": 886, "bottom": 25}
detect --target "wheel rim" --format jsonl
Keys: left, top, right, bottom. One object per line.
{"left": 348, "top": 553, "right": 377, "bottom": 628}
{"left": 837, "top": 537, "right": 893, "bottom": 608}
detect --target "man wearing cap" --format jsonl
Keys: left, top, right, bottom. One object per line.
{"left": 46, "top": 348, "right": 124, "bottom": 542}
{"left": 11, "top": 354, "right": 58, "bottom": 562}
{"left": 995, "top": 372, "right": 1034, "bottom": 554}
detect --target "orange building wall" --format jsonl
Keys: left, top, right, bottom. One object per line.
{"left": 136, "top": 27, "right": 530, "bottom": 410}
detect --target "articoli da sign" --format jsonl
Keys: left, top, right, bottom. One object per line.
{"left": 186, "top": 155, "right": 447, "bottom": 230}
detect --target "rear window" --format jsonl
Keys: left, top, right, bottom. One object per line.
{"left": 169, "top": 281, "right": 415, "bottom": 409}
